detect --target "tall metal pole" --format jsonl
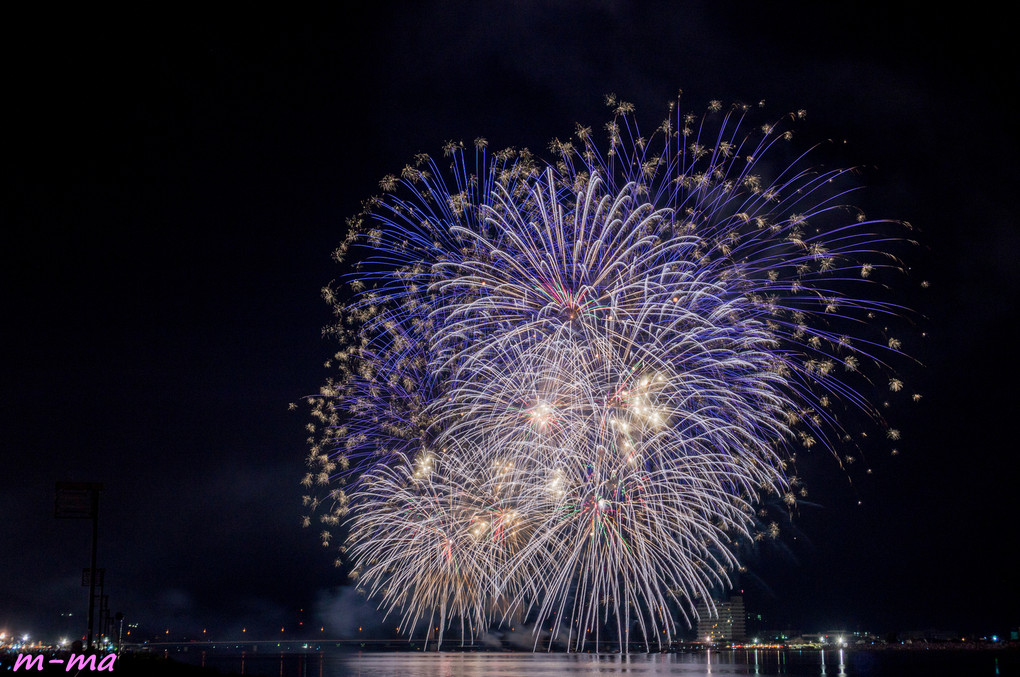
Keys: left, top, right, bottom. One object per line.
{"left": 86, "top": 489, "right": 99, "bottom": 651}
{"left": 55, "top": 481, "right": 104, "bottom": 652}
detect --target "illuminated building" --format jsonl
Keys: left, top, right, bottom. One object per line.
{"left": 696, "top": 595, "right": 746, "bottom": 642}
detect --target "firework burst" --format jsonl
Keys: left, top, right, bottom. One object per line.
{"left": 302, "top": 94, "right": 915, "bottom": 650}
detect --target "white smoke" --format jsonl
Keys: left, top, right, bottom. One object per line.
{"left": 314, "top": 586, "right": 391, "bottom": 638}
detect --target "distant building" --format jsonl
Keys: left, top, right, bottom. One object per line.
{"left": 696, "top": 595, "right": 746, "bottom": 642}
{"left": 902, "top": 629, "right": 959, "bottom": 642}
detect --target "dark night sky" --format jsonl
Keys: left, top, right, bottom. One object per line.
{"left": 2, "top": 2, "right": 1017, "bottom": 642}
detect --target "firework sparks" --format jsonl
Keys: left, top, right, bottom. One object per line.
{"left": 303, "top": 94, "right": 914, "bottom": 650}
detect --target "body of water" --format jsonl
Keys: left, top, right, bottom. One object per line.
{"left": 159, "top": 646, "right": 1019, "bottom": 677}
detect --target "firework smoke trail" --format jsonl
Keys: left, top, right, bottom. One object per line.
{"left": 302, "top": 95, "right": 915, "bottom": 650}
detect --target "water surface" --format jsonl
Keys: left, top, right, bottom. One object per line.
{"left": 165, "top": 647, "right": 1018, "bottom": 677}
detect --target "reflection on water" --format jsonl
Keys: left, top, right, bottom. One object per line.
{"left": 339, "top": 651, "right": 769, "bottom": 676}
{"left": 170, "top": 647, "right": 1018, "bottom": 677}
{"left": 817, "top": 649, "right": 846, "bottom": 677}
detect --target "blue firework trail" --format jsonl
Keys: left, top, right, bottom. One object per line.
{"left": 301, "top": 94, "right": 917, "bottom": 650}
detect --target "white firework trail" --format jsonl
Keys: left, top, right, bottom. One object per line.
{"left": 301, "top": 94, "right": 917, "bottom": 651}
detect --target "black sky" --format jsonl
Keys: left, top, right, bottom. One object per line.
{"left": 2, "top": 2, "right": 1017, "bottom": 642}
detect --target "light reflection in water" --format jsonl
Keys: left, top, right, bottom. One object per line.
{"left": 164, "top": 645, "right": 1019, "bottom": 677}
{"left": 333, "top": 652, "right": 795, "bottom": 677}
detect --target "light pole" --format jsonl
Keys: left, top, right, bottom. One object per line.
{"left": 56, "top": 482, "right": 103, "bottom": 651}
